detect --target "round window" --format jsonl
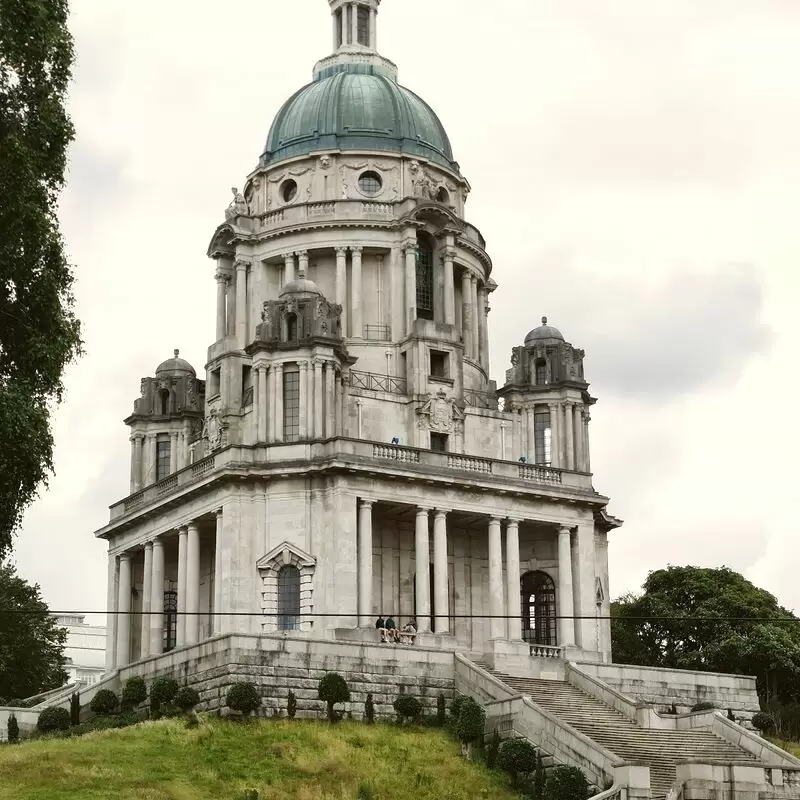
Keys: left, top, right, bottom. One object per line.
{"left": 281, "top": 179, "right": 298, "bottom": 203}
{"left": 358, "top": 171, "right": 383, "bottom": 197}
{"left": 436, "top": 187, "right": 450, "bottom": 205}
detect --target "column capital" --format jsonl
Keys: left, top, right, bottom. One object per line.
{"left": 296, "top": 249, "right": 308, "bottom": 258}
{"left": 402, "top": 239, "right": 417, "bottom": 253}
{"left": 489, "top": 516, "right": 503, "bottom": 525}
{"left": 416, "top": 506, "right": 432, "bottom": 516}
{"left": 335, "top": 246, "right": 348, "bottom": 257}
{"left": 234, "top": 259, "right": 250, "bottom": 272}
{"left": 273, "top": 361, "right": 284, "bottom": 374}
{"left": 359, "top": 499, "right": 374, "bottom": 509}
{"left": 506, "top": 517, "right": 522, "bottom": 526}
{"left": 350, "top": 245, "right": 363, "bottom": 255}
{"left": 187, "top": 520, "right": 199, "bottom": 533}
{"left": 434, "top": 508, "right": 451, "bottom": 517}
{"left": 178, "top": 525, "right": 189, "bottom": 535}
{"left": 214, "top": 270, "right": 230, "bottom": 284}
{"left": 312, "top": 358, "right": 324, "bottom": 370}
{"left": 144, "top": 540, "right": 154, "bottom": 551}
{"left": 558, "top": 525, "right": 573, "bottom": 536}
{"left": 119, "top": 551, "right": 131, "bottom": 562}
{"left": 443, "top": 247, "right": 457, "bottom": 261}
{"left": 283, "top": 252, "right": 295, "bottom": 263}
{"left": 298, "top": 359, "right": 309, "bottom": 371}
{"left": 215, "top": 507, "right": 224, "bottom": 519}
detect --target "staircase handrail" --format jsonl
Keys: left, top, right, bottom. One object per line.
{"left": 567, "top": 662, "right": 640, "bottom": 723}
{"left": 589, "top": 786, "right": 625, "bottom": 800}
{"left": 701, "top": 712, "right": 800, "bottom": 768}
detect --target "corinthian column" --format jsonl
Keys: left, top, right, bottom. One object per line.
{"left": 488, "top": 517, "right": 504, "bottom": 640}
{"left": 549, "top": 403, "right": 561, "bottom": 468}
{"left": 313, "top": 359, "right": 324, "bottom": 440}
{"left": 185, "top": 522, "right": 200, "bottom": 645}
{"left": 335, "top": 247, "right": 348, "bottom": 336}
{"left": 574, "top": 404, "right": 585, "bottom": 471}
{"left": 565, "top": 402, "right": 575, "bottom": 470}
{"left": 297, "top": 250, "right": 309, "bottom": 277}
{"left": 478, "top": 287, "right": 489, "bottom": 368}
{"left": 116, "top": 553, "right": 132, "bottom": 666}
{"left": 415, "top": 508, "right": 431, "bottom": 632}
{"left": 141, "top": 543, "right": 153, "bottom": 659}
{"left": 443, "top": 247, "right": 456, "bottom": 325}
{"left": 150, "top": 537, "right": 165, "bottom": 655}
{"left": 176, "top": 527, "right": 187, "bottom": 647}
{"left": 558, "top": 526, "right": 575, "bottom": 646}
{"left": 433, "top": 510, "right": 449, "bottom": 634}
{"left": 461, "top": 271, "right": 472, "bottom": 358}
{"left": 404, "top": 241, "right": 416, "bottom": 334}
{"left": 215, "top": 271, "right": 227, "bottom": 341}
{"left": 325, "top": 361, "right": 336, "bottom": 437}
{"left": 283, "top": 252, "right": 295, "bottom": 286}
{"left": 298, "top": 360, "right": 308, "bottom": 440}
{"left": 470, "top": 276, "right": 480, "bottom": 359}
{"left": 274, "top": 364, "right": 284, "bottom": 442}
{"left": 358, "top": 500, "right": 373, "bottom": 627}
{"left": 351, "top": 246, "right": 363, "bottom": 338}
{"left": 257, "top": 366, "right": 268, "bottom": 442}
{"left": 505, "top": 520, "right": 522, "bottom": 640}
{"left": 235, "top": 260, "right": 248, "bottom": 348}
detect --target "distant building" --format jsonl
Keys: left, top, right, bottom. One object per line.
{"left": 52, "top": 614, "right": 106, "bottom": 686}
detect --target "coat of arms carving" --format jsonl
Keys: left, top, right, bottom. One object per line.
{"left": 417, "top": 390, "right": 464, "bottom": 433}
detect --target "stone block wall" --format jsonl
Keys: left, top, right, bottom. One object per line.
{"left": 116, "top": 634, "right": 455, "bottom": 721}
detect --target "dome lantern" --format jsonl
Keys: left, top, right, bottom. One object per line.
{"left": 155, "top": 349, "right": 196, "bottom": 378}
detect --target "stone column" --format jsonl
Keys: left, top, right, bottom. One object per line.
{"left": 340, "top": 3, "right": 347, "bottom": 45}
{"left": 150, "top": 537, "right": 164, "bottom": 656}
{"left": 415, "top": 508, "right": 431, "bottom": 632}
{"left": 325, "top": 361, "right": 336, "bottom": 437}
{"left": 351, "top": 246, "right": 363, "bottom": 338}
{"left": 169, "top": 432, "right": 179, "bottom": 474}
{"left": 266, "top": 364, "right": 275, "bottom": 443}
{"left": 461, "top": 271, "right": 472, "bottom": 358}
{"left": 297, "top": 250, "right": 309, "bottom": 278}
{"left": 470, "top": 276, "right": 480, "bottom": 360}
{"left": 116, "top": 553, "right": 132, "bottom": 666}
{"left": 478, "top": 287, "right": 490, "bottom": 368}
{"left": 215, "top": 271, "right": 227, "bottom": 340}
{"left": 526, "top": 407, "right": 536, "bottom": 462}
{"left": 141, "top": 542, "right": 153, "bottom": 659}
{"left": 433, "top": 510, "right": 449, "bottom": 634}
{"left": 488, "top": 517, "right": 505, "bottom": 640}
{"left": 298, "top": 360, "right": 308, "bottom": 439}
{"left": 313, "top": 359, "right": 324, "bottom": 440}
{"left": 549, "top": 403, "right": 561, "bottom": 468}
{"left": 565, "top": 402, "right": 575, "bottom": 470}
{"left": 134, "top": 435, "right": 144, "bottom": 491}
{"left": 500, "top": 422, "right": 508, "bottom": 461}
{"left": 105, "top": 553, "right": 118, "bottom": 670}
{"left": 129, "top": 436, "right": 137, "bottom": 493}
{"left": 505, "top": 520, "right": 522, "bottom": 640}
{"left": 333, "top": 6, "right": 340, "bottom": 48}
{"left": 351, "top": 0, "right": 358, "bottom": 45}
{"left": 369, "top": 5, "right": 377, "bottom": 47}
{"left": 185, "top": 522, "right": 200, "bottom": 645}
{"left": 176, "top": 527, "right": 188, "bottom": 647}
{"left": 226, "top": 275, "right": 236, "bottom": 337}
{"left": 583, "top": 410, "right": 592, "bottom": 472}
{"left": 235, "top": 261, "right": 248, "bottom": 349}
{"left": 404, "top": 242, "right": 416, "bottom": 334}
{"left": 283, "top": 252, "right": 295, "bottom": 285}
{"left": 335, "top": 247, "right": 348, "bottom": 337}
{"left": 145, "top": 433, "right": 157, "bottom": 486}
{"left": 443, "top": 248, "right": 456, "bottom": 325}
{"left": 358, "top": 500, "right": 373, "bottom": 627}
{"left": 274, "top": 363, "right": 284, "bottom": 442}
{"left": 257, "top": 366, "right": 268, "bottom": 442}
{"left": 213, "top": 508, "right": 224, "bottom": 634}
{"left": 573, "top": 404, "right": 584, "bottom": 471}
{"left": 557, "top": 526, "right": 576, "bottom": 646}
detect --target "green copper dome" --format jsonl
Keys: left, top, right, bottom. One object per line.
{"left": 262, "top": 63, "right": 457, "bottom": 171}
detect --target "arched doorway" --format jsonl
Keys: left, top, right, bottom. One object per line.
{"left": 277, "top": 565, "right": 301, "bottom": 631}
{"left": 520, "top": 571, "right": 557, "bottom": 646}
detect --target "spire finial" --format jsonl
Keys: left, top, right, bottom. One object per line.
{"left": 541, "top": 316, "right": 548, "bottom": 325}
{"left": 174, "top": 349, "right": 180, "bottom": 358}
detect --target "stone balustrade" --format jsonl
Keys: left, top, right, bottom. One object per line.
{"left": 529, "top": 643, "right": 565, "bottom": 660}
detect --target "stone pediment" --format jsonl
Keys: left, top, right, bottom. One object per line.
{"left": 256, "top": 541, "right": 316, "bottom": 572}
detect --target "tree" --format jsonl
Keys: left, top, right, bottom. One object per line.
{"left": 497, "top": 739, "right": 537, "bottom": 787}
{"left": 121, "top": 677, "right": 147, "bottom": 711}
{"left": 89, "top": 690, "right": 118, "bottom": 715}
{"left": 287, "top": 689, "right": 297, "bottom": 719}
{"left": 226, "top": 682, "right": 260, "bottom": 718}
{"left": 543, "top": 765, "right": 589, "bottom": 800}
{"left": 7, "top": 712, "right": 18, "bottom": 742}
{"left": 612, "top": 566, "right": 800, "bottom": 703}
{"left": 318, "top": 673, "right": 350, "bottom": 723}
{"left": 455, "top": 696, "right": 485, "bottom": 759}
{"left": 0, "top": 0, "right": 83, "bottom": 558}
{"left": 364, "top": 693, "right": 375, "bottom": 724}
{"left": 393, "top": 695, "right": 421, "bottom": 724}
{"left": 69, "top": 691, "right": 80, "bottom": 726}
{"left": 174, "top": 686, "right": 200, "bottom": 713}
{"left": 0, "top": 563, "right": 66, "bottom": 699}
{"left": 532, "top": 751, "right": 546, "bottom": 799}
{"left": 37, "top": 705, "right": 70, "bottom": 733}
{"left": 150, "top": 677, "right": 179, "bottom": 716}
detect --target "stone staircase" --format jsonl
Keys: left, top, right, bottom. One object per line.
{"left": 477, "top": 664, "right": 761, "bottom": 799}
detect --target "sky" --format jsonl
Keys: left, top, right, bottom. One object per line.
{"left": 10, "top": 0, "right": 800, "bottom": 622}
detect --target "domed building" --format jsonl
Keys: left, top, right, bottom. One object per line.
{"left": 91, "top": 7, "right": 790, "bottom": 793}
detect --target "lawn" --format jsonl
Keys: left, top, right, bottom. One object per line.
{"left": 0, "top": 717, "right": 520, "bottom": 800}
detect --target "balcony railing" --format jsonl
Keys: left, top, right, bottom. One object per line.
{"left": 463, "top": 388, "right": 499, "bottom": 410}
{"left": 106, "top": 440, "right": 590, "bottom": 526}
{"left": 350, "top": 370, "right": 407, "bottom": 395}
{"left": 529, "top": 643, "right": 565, "bottom": 660}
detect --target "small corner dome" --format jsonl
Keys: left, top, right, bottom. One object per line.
{"left": 524, "top": 317, "right": 565, "bottom": 346}
{"left": 155, "top": 349, "right": 196, "bottom": 378}
{"left": 279, "top": 277, "right": 323, "bottom": 298}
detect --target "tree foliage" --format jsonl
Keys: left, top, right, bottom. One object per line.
{"left": 174, "top": 686, "right": 199, "bottom": 713}
{"left": 0, "top": 563, "right": 66, "bottom": 698}
{"left": 89, "top": 690, "right": 119, "bottom": 715}
{"left": 0, "top": 0, "right": 82, "bottom": 557}
{"left": 393, "top": 695, "right": 421, "bottom": 723}
{"left": 37, "top": 705, "right": 70, "bottom": 733}
{"left": 318, "top": 673, "right": 350, "bottom": 723}
{"left": 612, "top": 566, "right": 800, "bottom": 702}
{"left": 226, "top": 682, "right": 260, "bottom": 718}
{"left": 7, "top": 712, "right": 19, "bottom": 742}
{"left": 121, "top": 677, "right": 147, "bottom": 710}
{"left": 497, "top": 739, "right": 537, "bottom": 786}
{"left": 543, "top": 765, "right": 589, "bottom": 800}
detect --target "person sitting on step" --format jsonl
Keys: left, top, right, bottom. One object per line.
{"left": 375, "top": 615, "right": 386, "bottom": 642}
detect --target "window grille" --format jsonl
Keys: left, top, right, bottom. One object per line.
{"left": 283, "top": 368, "right": 300, "bottom": 442}
{"left": 278, "top": 565, "right": 301, "bottom": 631}
{"left": 534, "top": 407, "right": 552, "bottom": 466}
{"left": 521, "top": 571, "right": 557, "bottom": 646}
{"left": 416, "top": 240, "right": 434, "bottom": 320}
{"left": 163, "top": 586, "right": 178, "bottom": 652}
{"left": 156, "top": 435, "right": 171, "bottom": 481}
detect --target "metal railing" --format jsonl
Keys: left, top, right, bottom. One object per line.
{"left": 463, "top": 388, "right": 499, "bottom": 410}
{"left": 350, "top": 370, "right": 407, "bottom": 395}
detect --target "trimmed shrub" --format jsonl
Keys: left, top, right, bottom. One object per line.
{"left": 287, "top": 690, "right": 297, "bottom": 720}
{"left": 691, "top": 701, "right": 716, "bottom": 712}
{"left": 532, "top": 750, "right": 546, "bottom": 799}
{"left": 150, "top": 677, "right": 179, "bottom": 717}
{"left": 7, "top": 713, "right": 19, "bottom": 743}
{"left": 450, "top": 694, "right": 467, "bottom": 719}
{"left": 70, "top": 692, "right": 81, "bottom": 726}
{"left": 437, "top": 693, "right": 446, "bottom": 727}
{"left": 226, "top": 682, "right": 261, "bottom": 718}
{"left": 37, "top": 706, "right": 71, "bottom": 734}
{"left": 543, "top": 765, "right": 589, "bottom": 800}
{"left": 365, "top": 693, "right": 375, "bottom": 724}
{"left": 486, "top": 731, "right": 501, "bottom": 769}
{"left": 318, "top": 673, "right": 350, "bottom": 723}
{"left": 752, "top": 712, "right": 776, "bottom": 734}
{"left": 121, "top": 677, "right": 148, "bottom": 711}
{"left": 456, "top": 697, "right": 485, "bottom": 759}
{"left": 497, "top": 739, "right": 537, "bottom": 786}
{"left": 393, "top": 695, "right": 422, "bottom": 724}
{"left": 90, "top": 690, "right": 119, "bottom": 715}
{"left": 174, "top": 686, "right": 200, "bottom": 713}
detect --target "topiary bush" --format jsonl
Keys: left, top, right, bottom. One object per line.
{"left": 226, "top": 682, "right": 261, "bottom": 718}
{"left": 318, "top": 673, "right": 350, "bottom": 723}
{"left": 7, "top": 713, "right": 19, "bottom": 743}
{"left": 450, "top": 694, "right": 467, "bottom": 719}
{"left": 437, "top": 693, "right": 446, "bottom": 727}
{"left": 37, "top": 706, "right": 71, "bottom": 734}
{"left": 752, "top": 712, "right": 776, "bottom": 734}
{"left": 90, "top": 689, "right": 119, "bottom": 716}
{"left": 691, "top": 701, "right": 716, "bottom": 712}
{"left": 287, "top": 690, "right": 297, "bottom": 720}
{"left": 497, "top": 739, "right": 537, "bottom": 786}
{"left": 150, "top": 677, "right": 179, "bottom": 717}
{"left": 365, "top": 693, "right": 375, "bottom": 724}
{"left": 532, "top": 750, "right": 546, "bottom": 799}
{"left": 486, "top": 730, "right": 501, "bottom": 770}
{"left": 393, "top": 695, "right": 422, "bottom": 724}
{"left": 121, "top": 677, "right": 148, "bottom": 711}
{"left": 543, "top": 765, "right": 589, "bottom": 800}
{"left": 455, "top": 697, "right": 485, "bottom": 759}
{"left": 174, "top": 686, "right": 200, "bottom": 713}
{"left": 70, "top": 692, "right": 81, "bottom": 726}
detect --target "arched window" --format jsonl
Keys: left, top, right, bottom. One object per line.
{"left": 415, "top": 233, "right": 434, "bottom": 321}
{"left": 535, "top": 359, "right": 547, "bottom": 385}
{"left": 521, "top": 571, "right": 557, "bottom": 646}
{"left": 285, "top": 313, "right": 298, "bottom": 342}
{"left": 163, "top": 585, "right": 178, "bottom": 652}
{"left": 277, "top": 565, "right": 301, "bottom": 631}
{"left": 534, "top": 407, "right": 552, "bottom": 466}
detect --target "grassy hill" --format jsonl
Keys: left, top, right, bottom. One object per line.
{"left": 0, "top": 717, "right": 520, "bottom": 800}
